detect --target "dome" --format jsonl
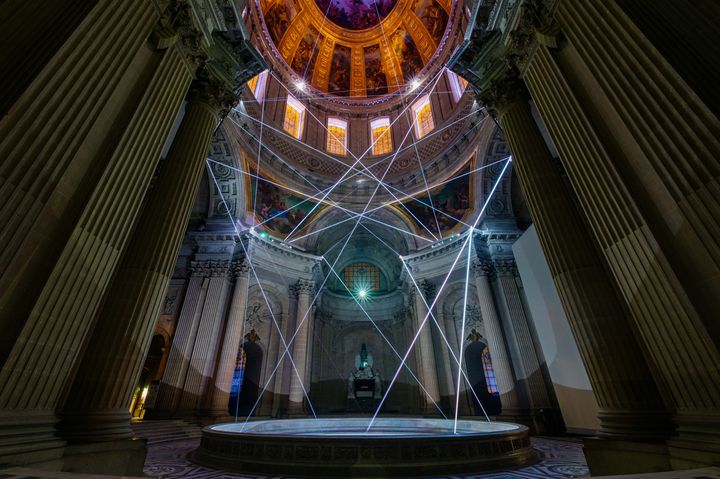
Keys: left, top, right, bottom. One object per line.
{"left": 252, "top": 0, "right": 457, "bottom": 98}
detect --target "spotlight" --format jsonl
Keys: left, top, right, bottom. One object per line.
{"left": 410, "top": 78, "right": 421, "bottom": 91}
{"left": 358, "top": 289, "right": 367, "bottom": 299}
{"left": 259, "top": 231, "right": 269, "bottom": 239}
{"left": 296, "top": 80, "right": 306, "bottom": 91}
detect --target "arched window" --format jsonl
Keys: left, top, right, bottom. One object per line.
{"left": 283, "top": 94, "right": 306, "bottom": 139}
{"left": 326, "top": 117, "right": 348, "bottom": 155}
{"left": 247, "top": 70, "right": 268, "bottom": 104}
{"left": 343, "top": 262, "right": 381, "bottom": 292}
{"left": 447, "top": 70, "right": 468, "bottom": 103}
{"left": 370, "top": 117, "right": 393, "bottom": 155}
{"left": 482, "top": 346, "right": 498, "bottom": 394}
{"left": 411, "top": 94, "right": 434, "bottom": 138}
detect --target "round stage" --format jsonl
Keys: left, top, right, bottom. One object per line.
{"left": 191, "top": 418, "right": 539, "bottom": 477}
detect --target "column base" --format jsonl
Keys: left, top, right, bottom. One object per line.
{"left": 497, "top": 408, "right": 564, "bottom": 435}
{"left": 583, "top": 437, "right": 671, "bottom": 475}
{"left": 58, "top": 409, "right": 134, "bottom": 443}
{"left": 61, "top": 438, "right": 147, "bottom": 476}
{"left": 667, "top": 413, "right": 720, "bottom": 469}
{"left": 596, "top": 409, "right": 675, "bottom": 441}
{"left": 0, "top": 411, "right": 65, "bottom": 467}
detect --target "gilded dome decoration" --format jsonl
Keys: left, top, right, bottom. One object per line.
{"left": 257, "top": 0, "right": 453, "bottom": 97}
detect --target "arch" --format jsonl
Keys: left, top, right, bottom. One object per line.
{"left": 465, "top": 340, "right": 501, "bottom": 416}
{"left": 229, "top": 341, "right": 264, "bottom": 416}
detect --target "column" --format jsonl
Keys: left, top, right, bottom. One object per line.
{"left": 179, "top": 261, "right": 232, "bottom": 413}
{"left": 58, "top": 84, "right": 227, "bottom": 441}
{"left": 151, "top": 264, "right": 210, "bottom": 416}
{"left": 495, "top": 94, "right": 673, "bottom": 440}
{"left": 0, "top": 29, "right": 194, "bottom": 463}
{"left": 209, "top": 260, "right": 250, "bottom": 416}
{"left": 524, "top": 39, "right": 720, "bottom": 447}
{"left": 0, "top": 0, "right": 159, "bottom": 364}
{"left": 471, "top": 259, "right": 519, "bottom": 412}
{"left": 493, "top": 258, "right": 551, "bottom": 409}
{"left": 287, "top": 279, "right": 314, "bottom": 414}
{"left": 435, "top": 311, "right": 456, "bottom": 405}
{"left": 413, "top": 280, "right": 441, "bottom": 411}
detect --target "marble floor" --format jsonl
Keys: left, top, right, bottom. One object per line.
{"left": 143, "top": 436, "right": 590, "bottom": 478}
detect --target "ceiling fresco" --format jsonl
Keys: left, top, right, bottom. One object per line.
{"left": 315, "top": 0, "right": 397, "bottom": 30}
{"left": 404, "top": 166, "right": 471, "bottom": 235}
{"left": 258, "top": 0, "right": 452, "bottom": 97}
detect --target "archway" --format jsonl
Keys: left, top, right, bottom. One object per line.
{"left": 465, "top": 341, "right": 501, "bottom": 416}
{"left": 228, "top": 341, "right": 264, "bottom": 417}
{"left": 129, "top": 334, "right": 165, "bottom": 418}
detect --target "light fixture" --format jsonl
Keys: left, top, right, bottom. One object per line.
{"left": 358, "top": 288, "right": 367, "bottom": 299}
{"left": 410, "top": 78, "right": 422, "bottom": 91}
{"left": 296, "top": 80, "right": 306, "bottom": 91}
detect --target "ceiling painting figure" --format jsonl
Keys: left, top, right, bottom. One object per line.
{"left": 314, "top": 0, "right": 398, "bottom": 30}
{"left": 264, "top": 0, "right": 297, "bottom": 46}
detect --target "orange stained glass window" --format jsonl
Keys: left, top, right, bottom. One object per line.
{"left": 247, "top": 70, "right": 268, "bottom": 103}
{"left": 370, "top": 117, "right": 392, "bottom": 155}
{"left": 283, "top": 94, "right": 305, "bottom": 139}
{"left": 412, "top": 95, "right": 435, "bottom": 139}
{"left": 326, "top": 117, "right": 348, "bottom": 155}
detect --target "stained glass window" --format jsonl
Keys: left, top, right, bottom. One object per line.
{"left": 482, "top": 346, "right": 499, "bottom": 394}
{"left": 343, "top": 262, "right": 381, "bottom": 292}
{"left": 447, "top": 70, "right": 469, "bottom": 103}
{"left": 412, "top": 94, "right": 434, "bottom": 139}
{"left": 370, "top": 117, "right": 392, "bottom": 155}
{"left": 247, "top": 70, "right": 268, "bottom": 104}
{"left": 283, "top": 94, "right": 305, "bottom": 139}
{"left": 326, "top": 117, "right": 348, "bottom": 155}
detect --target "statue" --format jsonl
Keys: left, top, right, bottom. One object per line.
{"left": 347, "top": 343, "right": 382, "bottom": 400}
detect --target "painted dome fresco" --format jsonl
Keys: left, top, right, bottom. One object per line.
{"left": 255, "top": 0, "right": 454, "bottom": 97}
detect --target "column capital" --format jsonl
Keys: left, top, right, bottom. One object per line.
{"left": 493, "top": 258, "right": 517, "bottom": 277}
{"left": 188, "top": 68, "right": 238, "bottom": 118}
{"left": 294, "top": 278, "right": 315, "bottom": 296}
{"left": 189, "top": 260, "right": 211, "bottom": 277}
{"left": 418, "top": 279, "right": 436, "bottom": 302}
{"left": 209, "top": 260, "right": 230, "bottom": 277}
{"left": 230, "top": 258, "right": 249, "bottom": 278}
{"left": 152, "top": 1, "right": 207, "bottom": 68}
{"left": 471, "top": 258, "right": 494, "bottom": 278}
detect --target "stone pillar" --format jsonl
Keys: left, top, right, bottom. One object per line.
{"left": 435, "top": 311, "right": 456, "bottom": 405}
{"left": 413, "top": 280, "right": 441, "bottom": 411}
{"left": 524, "top": 40, "right": 720, "bottom": 454}
{"left": 287, "top": 279, "right": 315, "bottom": 414}
{"left": 151, "top": 264, "right": 210, "bottom": 416}
{"left": 209, "top": 260, "right": 250, "bottom": 417}
{"left": 0, "top": 36, "right": 194, "bottom": 464}
{"left": 178, "top": 261, "right": 232, "bottom": 413}
{"left": 0, "top": 0, "right": 161, "bottom": 365}
{"left": 471, "top": 259, "right": 519, "bottom": 412}
{"left": 494, "top": 95, "right": 673, "bottom": 440}
{"left": 58, "top": 81, "right": 229, "bottom": 442}
{"left": 493, "top": 258, "right": 551, "bottom": 409}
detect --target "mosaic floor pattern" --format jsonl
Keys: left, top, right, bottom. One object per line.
{"left": 144, "top": 437, "right": 590, "bottom": 478}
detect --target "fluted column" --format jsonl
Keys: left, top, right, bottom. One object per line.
{"left": 471, "top": 259, "right": 519, "bottom": 412}
{"left": 151, "top": 264, "right": 210, "bottom": 416}
{"left": 0, "top": 37, "right": 194, "bottom": 460}
{"left": 524, "top": 40, "right": 720, "bottom": 447}
{"left": 179, "top": 261, "right": 232, "bottom": 412}
{"left": 287, "top": 279, "right": 315, "bottom": 414}
{"left": 495, "top": 95, "right": 672, "bottom": 439}
{"left": 58, "top": 87, "right": 225, "bottom": 441}
{"left": 209, "top": 260, "right": 250, "bottom": 416}
{"left": 493, "top": 258, "right": 551, "bottom": 409}
{"left": 0, "top": 0, "right": 160, "bottom": 363}
{"left": 436, "top": 311, "right": 456, "bottom": 403}
{"left": 413, "top": 280, "right": 441, "bottom": 411}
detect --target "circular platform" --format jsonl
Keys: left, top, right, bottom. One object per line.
{"left": 191, "top": 418, "right": 539, "bottom": 477}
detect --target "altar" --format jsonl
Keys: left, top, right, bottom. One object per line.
{"left": 347, "top": 344, "right": 382, "bottom": 412}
